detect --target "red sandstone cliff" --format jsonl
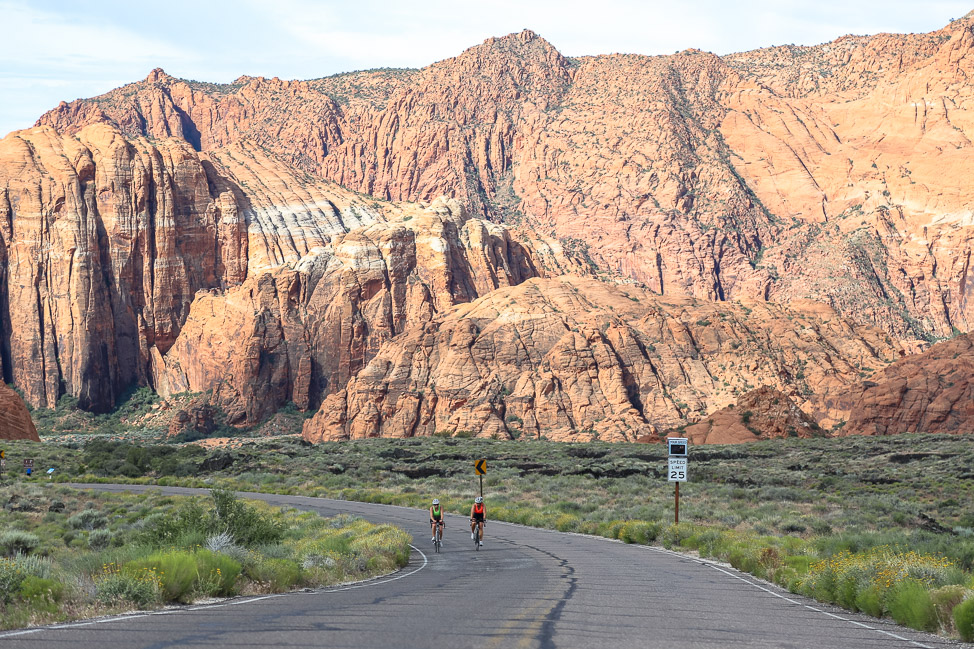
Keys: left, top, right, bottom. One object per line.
{"left": 301, "top": 276, "right": 904, "bottom": 442}
{"left": 838, "top": 333, "right": 974, "bottom": 436}
{"left": 3, "top": 18, "right": 974, "bottom": 441}
{"left": 153, "top": 198, "right": 556, "bottom": 424}
{"left": 34, "top": 20, "right": 974, "bottom": 341}
{"left": 0, "top": 383, "right": 39, "bottom": 442}
{"left": 0, "top": 124, "right": 399, "bottom": 411}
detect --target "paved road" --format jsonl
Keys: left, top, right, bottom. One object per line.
{"left": 0, "top": 485, "right": 965, "bottom": 649}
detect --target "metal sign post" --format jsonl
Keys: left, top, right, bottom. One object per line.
{"left": 667, "top": 439, "right": 688, "bottom": 524}
{"left": 475, "top": 459, "right": 487, "bottom": 498}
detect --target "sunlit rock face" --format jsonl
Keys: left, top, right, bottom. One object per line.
{"left": 302, "top": 276, "right": 904, "bottom": 443}
{"left": 0, "top": 383, "right": 39, "bottom": 442}
{"left": 6, "top": 17, "right": 974, "bottom": 441}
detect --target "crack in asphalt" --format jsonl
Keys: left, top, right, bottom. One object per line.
{"left": 517, "top": 543, "right": 579, "bottom": 649}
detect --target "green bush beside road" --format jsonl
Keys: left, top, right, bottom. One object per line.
{"left": 0, "top": 484, "right": 411, "bottom": 630}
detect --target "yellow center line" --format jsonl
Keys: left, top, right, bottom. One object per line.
{"left": 482, "top": 597, "right": 553, "bottom": 649}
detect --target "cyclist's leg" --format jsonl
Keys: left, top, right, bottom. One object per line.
{"left": 438, "top": 521, "right": 444, "bottom": 540}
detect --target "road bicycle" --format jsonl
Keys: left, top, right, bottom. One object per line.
{"left": 471, "top": 519, "right": 483, "bottom": 550}
{"left": 433, "top": 521, "right": 443, "bottom": 553}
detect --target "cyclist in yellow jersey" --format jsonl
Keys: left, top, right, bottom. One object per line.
{"left": 429, "top": 499, "right": 444, "bottom": 543}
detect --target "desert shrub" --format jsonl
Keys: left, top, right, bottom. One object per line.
{"left": 854, "top": 584, "right": 884, "bottom": 617}
{"left": 954, "top": 597, "right": 974, "bottom": 642}
{"left": 0, "top": 557, "right": 26, "bottom": 604}
{"left": 619, "top": 521, "right": 661, "bottom": 545}
{"left": 930, "top": 585, "right": 967, "bottom": 633}
{"left": 125, "top": 551, "right": 198, "bottom": 603}
{"left": 757, "top": 546, "right": 784, "bottom": 581}
{"left": 834, "top": 567, "right": 867, "bottom": 610}
{"left": 302, "top": 552, "right": 340, "bottom": 572}
{"left": 347, "top": 523, "right": 412, "bottom": 570}
{"left": 554, "top": 514, "right": 580, "bottom": 532}
{"left": 88, "top": 528, "right": 113, "bottom": 550}
{"left": 175, "top": 530, "right": 208, "bottom": 549}
{"left": 780, "top": 519, "right": 807, "bottom": 534}
{"left": 0, "top": 531, "right": 40, "bottom": 556}
{"left": 661, "top": 523, "right": 700, "bottom": 549}
{"left": 194, "top": 550, "right": 242, "bottom": 597}
{"left": 784, "top": 555, "right": 813, "bottom": 574}
{"left": 684, "top": 528, "right": 724, "bottom": 557}
{"left": 799, "top": 546, "right": 961, "bottom": 621}
{"left": 809, "top": 518, "right": 833, "bottom": 535}
{"left": 599, "top": 520, "right": 626, "bottom": 539}
{"left": 11, "top": 553, "right": 52, "bottom": 580}
{"left": 887, "top": 580, "right": 936, "bottom": 631}
{"left": 211, "top": 489, "right": 284, "bottom": 547}
{"left": 205, "top": 531, "right": 236, "bottom": 553}
{"left": 136, "top": 499, "right": 215, "bottom": 548}
{"left": 96, "top": 565, "right": 160, "bottom": 609}
{"left": 18, "top": 576, "right": 64, "bottom": 612}
{"left": 68, "top": 509, "right": 108, "bottom": 531}
{"left": 728, "top": 547, "right": 760, "bottom": 575}
{"left": 205, "top": 532, "right": 248, "bottom": 564}
{"left": 246, "top": 558, "right": 302, "bottom": 591}
{"left": 255, "top": 543, "right": 292, "bottom": 560}
{"left": 296, "top": 532, "right": 351, "bottom": 558}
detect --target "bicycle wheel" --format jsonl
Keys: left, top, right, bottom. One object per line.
{"left": 475, "top": 524, "right": 480, "bottom": 551}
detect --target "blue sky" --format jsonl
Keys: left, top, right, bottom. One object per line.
{"left": 1, "top": 0, "right": 970, "bottom": 137}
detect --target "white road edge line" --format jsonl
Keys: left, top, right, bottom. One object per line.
{"left": 0, "top": 545, "right": 428, "bottom": 639}
{"left": 324, "top": 545, "right": 428, "bottom": 593}
{"left": 487, "top": 517, "right": 938, "bottom": 649}
{"left": 644, "top": 546, "right": 934, "bottom": 649}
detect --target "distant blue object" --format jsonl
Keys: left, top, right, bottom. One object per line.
{"left": 47, "top": 468, "right": 55, "bottom": 474}
{"left": 25, "top": 468, "right": 31, "bottom": 476}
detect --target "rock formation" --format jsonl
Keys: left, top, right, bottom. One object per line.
{"left": 153, "top": 198, "right": 553, "bottom": 424}
{"left": 0, "top": 124, "right": 244, "bottom": 410}
{"left": 0, "top": 123, "right": 407, "bottom": 412}
{"left": 3, "top": 16, "right": 974, "bottom": 441}
{"left": 838, "top": 334, "right": 974, "bottom": 436}
{"left": 0, "top": 384, "right": 40, "bottom": 442}
{"left": 31, "top": 19, "right": 974, "bottom": 341}
{"left": 301, "top": 277, "right": 903, "bottom": 443}
{"left": 167, "top": 403, "right": 217, "bottom": 440}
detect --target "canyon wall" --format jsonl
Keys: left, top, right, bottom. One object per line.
{"left": 4, "top": 16, "right": 974, "bottom": 440}
{"left": 302, "top": 276, "right": 904, "bottom": 442}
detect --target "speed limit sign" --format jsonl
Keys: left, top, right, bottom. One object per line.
{"left": 668, "top": 457, "right": 687, "bottom": 482}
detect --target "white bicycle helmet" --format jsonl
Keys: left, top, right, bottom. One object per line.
{"left": 432, "top": 499, "right": 440, "bottom": 505}
{"left": 475, "top": 497, "right": 483, "bottom": 504}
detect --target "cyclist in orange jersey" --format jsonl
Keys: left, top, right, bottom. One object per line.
{"left": 470, "top": 497, "right": 485, "bottom": 546}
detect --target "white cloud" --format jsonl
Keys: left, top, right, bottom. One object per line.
{"left": 0, "top": 2, "right": 194, "bottom": 68}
